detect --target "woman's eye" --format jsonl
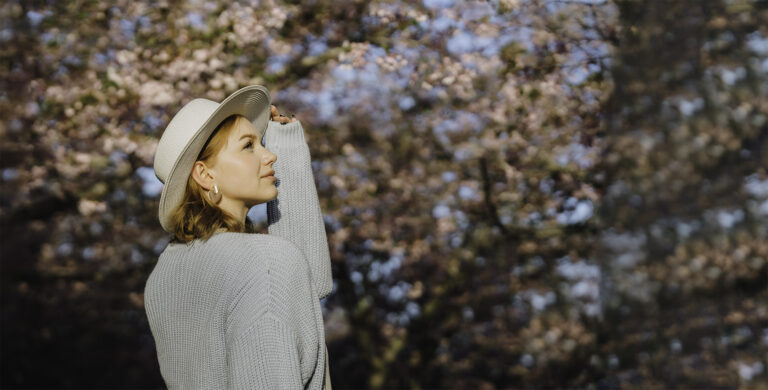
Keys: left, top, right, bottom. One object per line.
{"left": 244, "top": 141, "right": 253, "bottom": 150}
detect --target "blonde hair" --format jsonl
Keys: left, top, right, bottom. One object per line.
{"left": 168, "top": 114, "right": 257, "bottom": 244}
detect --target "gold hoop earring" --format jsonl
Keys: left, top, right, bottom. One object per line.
{"left": 208, "top": 183, "right": 222, "bottom": 204}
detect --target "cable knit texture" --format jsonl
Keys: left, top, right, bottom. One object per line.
{"left": 144, "top": 120, "right": 332, "bottom": 389}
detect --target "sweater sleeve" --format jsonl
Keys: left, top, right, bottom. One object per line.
{"left": 227, "top": 313, "right": 303, "bottom": 390}
{"left": 264, "top": 120, "right": 333, "bottom": 299}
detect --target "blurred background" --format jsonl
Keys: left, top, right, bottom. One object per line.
{"left": 1, "top": 0, "right": 767, "bottom": 388}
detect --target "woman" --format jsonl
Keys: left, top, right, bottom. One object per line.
{"left": 144, "top": 85, "right": 333, "bottom": 389}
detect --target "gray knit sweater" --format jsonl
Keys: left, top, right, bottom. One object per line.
{"left": 144, "top": 120, "right": 333, "bottom": 389}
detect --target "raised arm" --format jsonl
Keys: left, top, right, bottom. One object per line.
{"left": 264, "top": 120, "right": 333, "bottom": 299}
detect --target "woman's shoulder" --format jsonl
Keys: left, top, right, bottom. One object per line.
{"left": 162, "top": 232, "right": 298, "bottom": 255}
{"left": 153, "top": 232, "right": 309, "bottom": 284}
{"left": 204, "top": 232, "right": 309, "bottom": 275}
{"left": 208, "top": 232, "right": 302, "bottom": 256}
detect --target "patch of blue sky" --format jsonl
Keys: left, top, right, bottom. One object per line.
{"left": 386, "top": 311, "right": 411, "bottom": 326}
{"left": 462, "top": 306, "right": 474, "bottom": 320}
{"left": 545, "top": 0, "right": 606, "bottom": 14}
{"left": 405, "top": 301, "right": 420, "bottom": 317}
{"left": 306, "top": 35, "right": 328, "bottom": 56}
{"left": 62, "top": 54, "right": 83, "bottom": 67}
{"left": 137, "top": 15, "right": 152, "bottom": 29}
{"left": 462, "top": 1, "right": 496, "bottom": 20}
{"left": 432, "top": 203, "right": 451, "bottom": 219}
{"left": 521, "top": 289, "right": 556, "bottom": 312}
{"left": 745, "top": 174, "right": 768, "bottom": 198}
{"left": 359, "top": 62, "right": 382, "bottom": 84}
{"left": 441, "top": 171, "right": 457, "bottom": 183}
{"left": 265, "top": 53, "right": 292, "bottom": 74}
{"left": 759, "top": 200, "right": 768, "bottom": 216}
{"left": 676, "top": 97, "right": 704, "bottom": 117}
{"left": 26, "top": 10, "right": 47, "bottom": 28}
{"left": 419, "top": 15, "right": 457, "bottom": 33}
{"left": 247, "top": 203, "right": 268, "bottom": 224}
{"left": 111, "top": 188, "right": 126, "bottom": 202}
{"left": 565, "top": 66, "right": 590, "bottom": 85}
{"left": 57, "top": 242, "right": 73, "bottom": 256}
{"left": 386, "top": 283, "right": 407, "bottom": 302}
{"left": 2, "top": 168, "right": 19, "bottom": 181}
{"left": 364, "top": 44, "right": 388, "bottom": 61}
{"left": 520, "top": 354, "right": 535, "bottom": 368}
{"left": 398, "top": 95, "right": 415, "bottom": 110}
{"left": 109, "top": 150, "right": 127, "bottom": 164}
{"left": 350, "top": 270, "right": 363, "bottom": 285}
{"left": 712, "top": 65, "right": 746, "bottom": 86}
{"left": 458, "top": 185, "right": 478, "bottom": 200}
{"left": 131, "top": 247, "right": 145, "bottom": 264}
{"left": 186, "top": 12, "right": 207, "bottom": 31}
{"left": 556, "top": 255, "right": 600, "bottom": 280}
{"left": 331, "top": 64, "right": 356, "bottom": 83}
{"left": 435, "top": 133, "right": 451, "bottom": 148}
{"left": 556, "top": 197, "right": 593, "bottom": 225}
{"left": 520, "top": 211, "right": 543, "bottom": 227}
{"left": 92, "top": 52, "right": 110, "bottom": 66}
{"left": 361, "top": 14, "right": 382, "bottom": 27}
{"left": 715, "top": 208, "right": 744, "bottom": 229}
{"left": 447, "top": 30, "right": 499, "bottom": 56}
{"left": 501, "top": 25, "right": 535, "bottom": 52}
{"left": 142, "top": 112, "right": 164, "bottom": 132}
{"left": 54, "top": 65, "right": 69, "bottom": 78}
{"left": 539, "top": 178, "right": 554, "bottom": 194}
{"left": 449, "top": 233, "right": 463, "bottom": 247}
{"left": 294, "top": 89, "right": 336, "bottom": 122}
{"left": 82, "top": 246, "right": 95, "bottom": 261}
{"left": 40, "top": 32, "right": 55, "bottom": 44}
{"left": 562, "top": 45, "right": 607, "bottom": 85}
{"left": 367, "top": 261, "right": 382, "bottom": 282}
{"left": 323, "top": 214, "right": 343, "bottom": 232}
{"left": 433, "top": 118, "right": 462, "bottom": 135}
{"left": 555, "top": 141, "right": 594, "bottom": 169}
{"left": 674, "top": 220, "right": 699, "bottom": 239}
{"left": 453, "top": 209, "right": 469, "bottom": 230}
{"left": 453, "top": 146, "right": 476, "bottom": 162}
{"left": 119, "top": 18, "right": 135, "bottom": 40}
{"left": 600, "top": 228, "right": 647, "bottom": 254}
{"left": 423, "top": 0, "right": 455, "bottom": 11}
{"left": 135, "top": 166, "right": 163, "bottom": 197}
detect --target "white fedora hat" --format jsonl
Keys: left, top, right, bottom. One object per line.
{"left": 153, "top": 85, "right": 271, "bottom": 234}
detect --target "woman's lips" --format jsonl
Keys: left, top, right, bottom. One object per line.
{"left": 262, "top": 170, "right": 276, "bottom": 181}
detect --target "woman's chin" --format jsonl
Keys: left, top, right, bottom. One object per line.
{"left": 248, "top": 190, "right": 278, "bottom": 206}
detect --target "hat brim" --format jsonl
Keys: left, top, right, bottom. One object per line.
{"left": 158, "top": 85, "right": 271, "bottom": 234}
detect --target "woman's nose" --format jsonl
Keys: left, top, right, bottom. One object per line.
{"left": 264, "top": 150, "right": 277, "bottom": 165}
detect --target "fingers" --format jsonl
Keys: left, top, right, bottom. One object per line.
{"left": 269, "top": 104, "right": 298, "bottom": 124}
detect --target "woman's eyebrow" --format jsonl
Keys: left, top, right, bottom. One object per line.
{"left": 238, "top": 134, "right": 257, "bottom": 141}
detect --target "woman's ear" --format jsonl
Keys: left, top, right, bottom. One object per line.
{"left": 191, "top": 161, "right": 215, "bottom": 191}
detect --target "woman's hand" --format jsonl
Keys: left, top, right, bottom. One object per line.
{"left": 270, "top": 105, "right": 297, "bottom": 124}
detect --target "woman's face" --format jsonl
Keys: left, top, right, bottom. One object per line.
{"left": 210, "top": 119, "right": 277, "bottom": 208}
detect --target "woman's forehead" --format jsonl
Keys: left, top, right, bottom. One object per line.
{"left": 234, "top": 120, "right": 260, "bottom": 138}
